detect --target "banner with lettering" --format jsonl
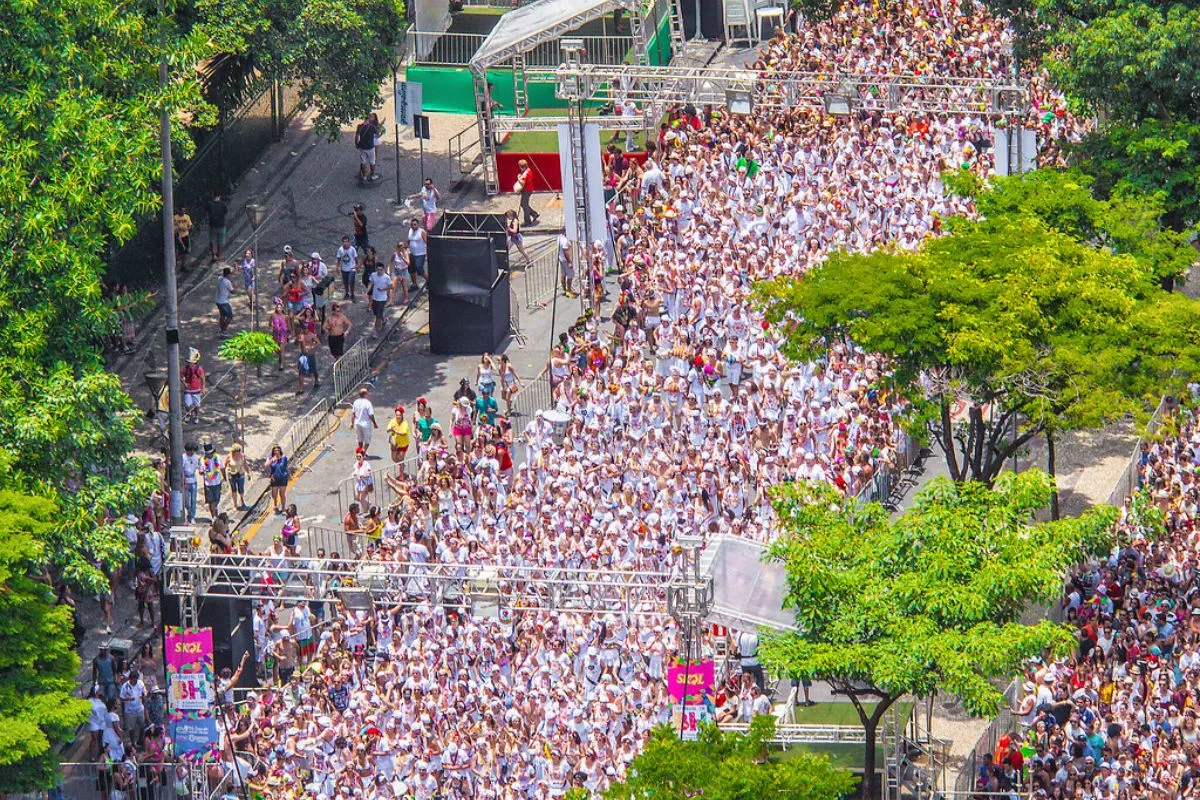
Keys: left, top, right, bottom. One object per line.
{"left": 165, "top": 627, "right": 219, "bottom": 759}
{"left": 667, "top": 659, "right": 715, "bottom": 703}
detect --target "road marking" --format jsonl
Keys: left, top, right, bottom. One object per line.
{"left": 241, "top": 408, "right": 348, "bottom": 542}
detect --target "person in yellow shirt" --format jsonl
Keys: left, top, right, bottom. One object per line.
{"left": 386, "top": 405, "right": 411, "bottom": 470}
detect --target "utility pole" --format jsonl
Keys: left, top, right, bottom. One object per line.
{"left": 159, "top": 0, "right": 185, "bottom": 524}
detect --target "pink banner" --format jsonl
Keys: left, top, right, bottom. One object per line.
{"left": 165, "top": 628, "right": 213, "bottom": 672}
{"left": 667, "top": 659, "right": 715, "bottom": 703}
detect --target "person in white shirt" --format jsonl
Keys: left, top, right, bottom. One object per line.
{"left": 406, "top": 218, "right": 428, "bottom": 286}
{"left": 350, "top": 387, "right": 378, "bottom": 452}
{"left": 335, "top": 237, "right": 359, "bottom": 302}
{"left": 368, "top": 261, "right": 393, "bottom": 335}
{"left": 119, "top": 671, "right": 147, "bottom": 742}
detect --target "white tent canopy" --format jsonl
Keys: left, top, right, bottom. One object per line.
{"left": 468, "top": 0, "right": 641, "bottom": 74}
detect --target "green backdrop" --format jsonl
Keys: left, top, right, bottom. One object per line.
{"left": 405, "top": 12, "right": 674, "bottom": 115}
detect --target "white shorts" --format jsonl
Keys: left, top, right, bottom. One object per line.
{"left": 184, "top": 390, "right": 202, "bottom": 410}
{"left": 355, "top": 422, "right": 373, "bottom": 447}
{"left": 358, "top": 148, "right": 376, "bottom": 167}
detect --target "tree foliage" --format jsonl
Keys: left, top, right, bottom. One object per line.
{"left": 0, "top": 0, "right": 205, "bottom": 592}
{"left": 604, "top": 717, "right": 855, "bottom": 800}
{"left": 194, "top": 0, "right": 407, "bottom": 139}
{"left": 758, "top": 170, "right": 1200, "bottom": 484}
{"left": 759, "top": 471, "right": 1116, "bottom": 799}
{"left": 0, "top": 489, "right": 90, "bottom": 792}
{"left": 1073, "top": 120, "right": 1200, "bottom": 234}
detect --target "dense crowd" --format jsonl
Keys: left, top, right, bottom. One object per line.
{"left": 1001, "top": 399, "right": 1200, "bottom": 800}
{"left": 139, "top": 1, "right": 1094, "bottom": 797}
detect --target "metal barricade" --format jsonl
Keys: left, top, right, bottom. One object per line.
{"left": 280, "top": 396, "right": 334, "bottom": 460}
{"left": 407, "top": 30, "right": 487, "bottom": 65}
{"left": 336, "top": 456, "right": 422, "bottom": 518}
{"left": 304, "top": 524, "right": 374, "bottom": 559}
{"left": 953, "top": 678, "right": 1023, "bottom": 794}
{"left": 520, "top": 237, "right": 561, "bottom": 310}
{"left": 1104, "top": 395, "right": 1171, "bottom": 507}
{"left": 331, "top": 337, "right": 371, "bottom": 403}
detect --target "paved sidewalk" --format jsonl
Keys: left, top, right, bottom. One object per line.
{"left": 110, "top": 95, "right": 566, "bottom": 529}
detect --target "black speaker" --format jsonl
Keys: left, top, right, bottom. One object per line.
{"left": 428, "top": 235, "right": 498, "bottom": 294}
{"left": 200, "top": 591, "right": 258, "bottom": 690}
{"left": 429, "top": 273, "right": 511, "bottom": 355}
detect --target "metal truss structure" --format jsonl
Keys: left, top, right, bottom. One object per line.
{"left": 490, "top": 114, "right": 645, "bottom": 132}
{"left": 553, "top": 64, "right": 1027, "bottom": 116}
{"left": 165, "top": 549, "right": 711, "bottom": 620}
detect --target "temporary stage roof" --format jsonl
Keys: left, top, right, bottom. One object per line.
{"left": 469, "top": 0, "right": 640, "bottom": 74}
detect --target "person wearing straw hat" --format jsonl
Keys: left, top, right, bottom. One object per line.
{"left": 181, "top": 347, "right": 205, "bottom": 422}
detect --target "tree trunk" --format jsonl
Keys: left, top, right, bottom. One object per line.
{"left": 1047, "top": 428, "right": 1059, "bottom": 520}
{"left": 861, "top": 717, "right": 878, "bottom": 800}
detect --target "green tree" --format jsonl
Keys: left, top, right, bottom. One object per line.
{"left": 1073, "top": 120, "right": 1200, "bottom": 235}
{"left": 194, "top": 0, "right": 407, "bottom": 139}
{"left": 0, "top": 0, "right": 204, "bottom": 592}
{"left": 758, "top": 172, "right": 1200, "bottom": 489}
{"left": 0, "top": 489, "right": 91, "bottom": 792}
{"left": 604, "top": 716, "right": 856, "bottom": 800}
{"left": 219, "top": 331, "right": 281, "bottom": 441}
{"left": 759, "top": 472, "right": 1116, "bottom": 800}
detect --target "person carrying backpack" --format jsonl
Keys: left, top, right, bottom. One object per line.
{"left": 355, "top": 117, "right": 379, "bottom": 181}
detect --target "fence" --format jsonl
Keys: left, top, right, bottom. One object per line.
{"left": 1104, "top": 395, "right": 1173, "bottom": 507}
{"left": 331, "top": 337, "right": 373, "bottom": 404}
{"left": 108, "top": 80, "right": 303, "bottom": 286}
{"left": 521, "top": 237, "right": 561, "bottom": 310}
{"left": 511, "top": 371, "right": 554, "bottom": 445}
{"left": 278, "top": 396, "right": 334, "bottom": 461}
{"left": 855, "top": 431, "right": 921, "bottom": 506}
{"left": 40, "top": 761, "right": 221, "bottom": 800}
{"left": 336, "top": 456, "right": 423, "bottom": 518}
{"left": 953, "top": 678, "right": 1023, "bottom": 794}
{"left": 407, "top": 29, "right": 635, "bottom": 67}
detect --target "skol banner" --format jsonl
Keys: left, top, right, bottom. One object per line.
{"left": 667, "top": 659, "right": 715, "bottom": 703}
{"left": 165, "top": 627, "right": 219, "bottom": 759}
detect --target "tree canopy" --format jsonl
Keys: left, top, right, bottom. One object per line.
{"left": 194, "top": 0, "right": 407, "bottom": 139}
{"left": 758, "top": 471, "right": 1116, "bottom": 799}
{"left": 603, "top": 717, "right": 855, "bottom": 800}
{"left": 758, "top": 169, "right": 1200, "bottom": 485}
{"left": 0, "top": 0, "right": 202, "bottom": 591}
{"left": 0, "top": 489, "right": 90, "bottom": 792}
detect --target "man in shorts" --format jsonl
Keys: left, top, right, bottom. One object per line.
{"left": 182, "top": 348, "right": 205, "bottom": 422}
{"left": 297, "top": 328, "right": 320, "bottom": 394}
{"left": 355, "top": 117, "right": 379, "bottom": 181}
{"left": 323, "top": 302, "right": 352, "bottom": 358}
{"left": 367, "top": 260, "right": 393, "bottom": 336}
{"left": 214, "top": 266, "right": 234, "bottom": 336}
{"left": 350, "top": 387, "right": 378, "bottom": 452}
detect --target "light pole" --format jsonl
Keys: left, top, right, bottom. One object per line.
{"left": 244, "top": 202, "right": 267, "bottom": 377}
{"left": 158, "top": 0, "right": 184, "bottom": 525}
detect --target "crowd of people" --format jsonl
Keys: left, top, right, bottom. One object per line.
{"left": 126, "top": 0, "right": 1100, "bottom": 797}
{"left": 999, "top": 397, "right": 1200, "bottom": 800}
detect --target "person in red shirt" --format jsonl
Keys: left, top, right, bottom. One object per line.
{"left": 514, "top": 159, "right": 539, "bottom": 226}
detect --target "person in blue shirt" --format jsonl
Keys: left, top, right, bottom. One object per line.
{"left": 474, "top": 385, "right": 499, "bottom": 427}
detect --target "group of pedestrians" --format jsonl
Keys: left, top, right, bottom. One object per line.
{"left": 1005, "top": 396, "right": 1200, "bottom": 800}
{"left": 121, "top": 0, "right": 1101, "bottom": 795}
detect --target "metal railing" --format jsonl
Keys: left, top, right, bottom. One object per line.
{"left": 954, "top": 678, "right": 1023, "bottom": 794}
{"left": 448, "top": 120, "right": 482, "bottom": 187}
{"left": 406, "top": 28, "right": 635, "bottom": 67}
{"left": 304, "top": 524, "right": 374, "bottom": 560}
{"left": 854, "top": 431, "right": 921, "bottom": 506}
{"left": 512, "top": 371, "right": 553, "bottom": 445}
{"left": 409, "top": 30, "right": 486, "bottom": 65}
{"left": 1104, "top": 394, "right": 1172, "bottom": 507}
{"left": 331, "top": 336, "right": 372, "bottom": 403}
{"left": 280, "top": 396, "right": 334, "bottom": 460}
{"left": 336, "top": 456, "right": 423, "bottom": 518}
{"left": 520, "top": 237, "right": 561, "bottom": 310}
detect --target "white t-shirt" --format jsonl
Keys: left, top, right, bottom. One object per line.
{"left": 408, "top": 227, "right": 427, "bottom": 256}
{"left": 370, "top": 272, "right": 393, "bottom": 301}
{"left": 120, "top": 679, "right": 146, "bottom": 713}
{"left": 351, "top": 397, "right": 375, "bottom": 427}
{"left": 214, "top": 276, "right": 233, "bottom": 304}
{"left": 337, "top": 245, "right": 358, "bottom": 273}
